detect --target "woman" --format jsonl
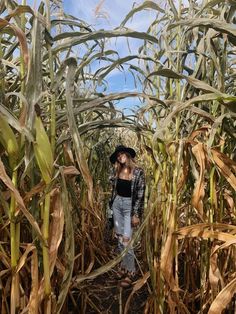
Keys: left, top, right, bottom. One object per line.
{"left": 109, "top": 145, "right": 146, "bottom": 287}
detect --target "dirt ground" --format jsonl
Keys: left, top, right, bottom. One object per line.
{"left": 67, "top": 228, "right": 150, "bottom": 313}
{"left": 74, "top": 270, "right": 150, "bottom": 313}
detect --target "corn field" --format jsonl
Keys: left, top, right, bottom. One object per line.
{"left": 0, "top": 0, "right": 236, "bottom": 313}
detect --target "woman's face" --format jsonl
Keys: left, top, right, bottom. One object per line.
{"left": 117, "top": 152, "right": 128, "bottom": 164}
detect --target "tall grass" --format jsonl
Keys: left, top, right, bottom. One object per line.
{"left": 0, "top": 0, "right": 236, "bottom": 313}
{"left": 131, "top": 0, "right": 236, "bottom": 312}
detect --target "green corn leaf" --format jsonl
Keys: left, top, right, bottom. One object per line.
{"left": 34, "top": 116, "right": 53, "bottom": 184}
{"left": 0, "top": 116, "right": 19, "bottom": 169}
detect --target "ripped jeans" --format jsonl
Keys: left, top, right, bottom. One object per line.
{"left": 112, "top": 195, "right": 136, "bottom": 273}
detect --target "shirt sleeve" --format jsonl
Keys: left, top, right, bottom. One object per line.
{"left": 108, "top": 166, "right": 116, "bottom": 183}
{"left": 108, "top": 167, "right": 116, "bottom": 208}
{"left": 132, "top": 169, "right": 146, "bottom": 217}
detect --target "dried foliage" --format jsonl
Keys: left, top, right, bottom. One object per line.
{"left": 0, "top": 0, "right": 236, "bottom": 313}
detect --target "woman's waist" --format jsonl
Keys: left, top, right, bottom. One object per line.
{"left": 115, "top": 194, "right": 132, "bottom": 200}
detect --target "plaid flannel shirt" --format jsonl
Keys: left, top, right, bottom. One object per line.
{"left": 109, "top": 167, "right": 146, "bottom": 218}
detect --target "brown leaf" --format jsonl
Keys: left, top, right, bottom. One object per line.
{"left": 191, "top": 143, "right": 206, "bottom": 219}
{"left": 61, "top": 166, "right": 80, "bottom": 176}
{"left": 49, "top": 189, "right": 64, "bottom": 275}
{"left": 209, "top": 245, "right": 224, "bottom": 299}
{"left": 208, "top": 278, "right": 236, "bottom": 314}
{"left": 124, "top": 272, "right": 150, "bottom": 314}
{"left": 23, "top": 181, "right": 45, "bottom": 204}
{"left": 65, "top": 58, "right": 95, "bottom": 209}
{"left": 0, "top": 18, "right": 28, "bottom": 67}
{"left": 0, "top": 159, "right": 45, "bottom": 245}
{"left": 11, "top": 273, "right": 20, "bottom": 313}
{"left": 28, "top": 248, "right": 39, "bottom": 314}
{"left": 211, "top": 149, "right": 236, "bottom": 190}
{"left": 223, "top": 189, "right": 234, "bottom": 211}
{"left": 0, "top": 252, "right": 10, "bottom": 268}
{"left": 212, "top": 239, "right": 236, "bottom": 254}
{"left": 160, "top": 206, "right": 178, "bottom": 291}
{"left": 176, "top": 224, "right": 236, "bottom": 242}
{"left": 62, "top": 142, "right": 75, "bottom": 165}
{"left": 189, "top": 126, "right": 211, "bottom": 141}
{"left": 85, "top": 235, "right": 95, "bottom": 275}
{"left": 0, "top": 269, "right": 10, "bottom": 278}
{"left": 15, "top": 244, "right": 35, "bottom": 273}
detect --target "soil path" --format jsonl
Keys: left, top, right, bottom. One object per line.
{"left": 68, "top": 228, "right": 150, "bottom": 313}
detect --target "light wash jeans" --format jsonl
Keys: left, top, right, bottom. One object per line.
{"left": 112, "top": 195, "right": 135, "bottom": 273}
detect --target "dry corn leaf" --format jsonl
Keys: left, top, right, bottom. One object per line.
{"left": 53, "top": 29, "right": 159, "bottom": 55}
{"left": 149, "top": 68, "right": 222, "bottom": 94}
{"left": 65, "top": 58, "right": 94, "bottom": 208}
{"left": 212, "top": 239, "right": 236, "bottom": 254}
{"left": 209, "top": 245, "right": 224, "bottom": 299}
{"left": 0, "top": 18, "right": 28, "bottom": 66}
{"left": 61, "top": 166, "right": 80, "bottom": 176}
{"left": 153, "top": 93, "right": 224, "bottom": 140}
{"left": 31, "top": 187, "right": 67, "bottom": 310}
{"left": 25, "top": 15, "right": 43, "bottom": 134}
{"left": 0, "top": 159, "right": 45, "bottom": 245}
{"left": 120, "top": 1, "right": 164, "bottom": 27}
{"left": 56, "top": 172, "right": 75, "bottom": 313}
{"left": 11, "top": 273, "right": 20, "bottom": 314}
{"left": 191, "top": 143, "right": 206, "bottom": 218}
{"left": 27, "top": 248, "right": 39, "bottom": 314}
{"left": 23, "top": 181, "right": 45, "bottom": 204}
{"left": 15, "top": 245, "right": 38, "bottom": 313}
{"left": 15, "top": 244, "right": 35, "bottom": 273}
{"left": 49, "top": 189, "right": 64, "bottom": 275}
{"left": 208, "top": 278, "right": 236, "bottom": 314}
{"left": 124, "top": 272, "right": 150, "bottom": 314}
{"left": 0, "top": 269, "right": 10, "bottom": 278}
{"left": 85, "top": 234, "right": 95, "bottom": 275}
{"left": 160, "top": 206, "right": 178, "bottom": 291}
{"left": 168, "top": 293, "right": 177, "bottom": 314}
{"left": 169, "top": 17, "right": 236, "bottom": 38}
{"left": 223, "top": 189, "right": 234, "bottom": 211}
{"left": 189, "top": 126, "right": 211, "bottom": 141}
{"left": 211, "top": 149, "right": 236, "bottom": 190}
{"left": 177, "top": 223, "right": 236, "bottom": 234}
{"left": 176, "top": 225, "right": 236, "bottom": 243}
{"left": 0, "top": 252, "right": 10, "bottom": 268}
{"left": 62, "top": 142, "right": 75, "bottom": 165}
{"left": 5, "top": 5, "right": 34, "bottom": 21}
{"left": 177, "top": 148, "right": 189, "bottom": 193}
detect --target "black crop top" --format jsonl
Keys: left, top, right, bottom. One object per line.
{"left": 116, "top": 178, "right": 132, "bottom": 197}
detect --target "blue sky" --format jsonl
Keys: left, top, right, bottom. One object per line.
{"left": 61, "top": 0, "right": 159, "bottom": 113}
{"left": 25, "top": 1, "right": 161, "bottom": 112}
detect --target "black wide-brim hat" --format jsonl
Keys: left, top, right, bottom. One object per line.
{"left": 109, "top": 145, "right": 136, "bottom": 164}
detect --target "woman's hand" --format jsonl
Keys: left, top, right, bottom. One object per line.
{"left": 131, "top": 215, "right": 140, "bottom": 227}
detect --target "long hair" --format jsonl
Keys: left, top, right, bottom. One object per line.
{"left": 114, "top": 152, "right": 135, "bottom": 178}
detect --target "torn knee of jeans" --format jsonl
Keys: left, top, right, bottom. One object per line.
{"left": 123, "top": 237, "right": 130, "bottom": 246}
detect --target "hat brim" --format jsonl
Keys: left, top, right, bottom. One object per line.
{"left": 110, "top": 147, "right": 136, "bottom": 164}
